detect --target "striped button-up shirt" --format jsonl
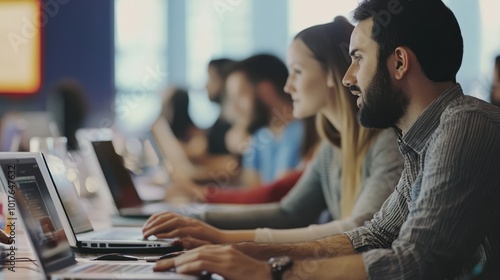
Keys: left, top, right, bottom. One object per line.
{"left": 345, "top": 84, "right": 500, "bottom": 279}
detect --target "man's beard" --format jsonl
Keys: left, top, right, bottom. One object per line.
{"left": 357, "top": 63, "right": 409, "bottom": 129}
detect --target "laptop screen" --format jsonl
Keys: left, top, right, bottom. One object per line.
{"left": 91, "top": 141, "right": 143, "bottom": 209}
{"left": 0, "top": 157, "right": 76, "bottom": 274}
{"left": 45, "top": 155, "right": 94, "bottom": 234}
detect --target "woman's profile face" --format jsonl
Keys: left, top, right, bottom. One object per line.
{"left": 225, "top": 71, "right": 255, "bottom": 124}
{"left": 284, "top": 39, "right": 330, "bottom": 119}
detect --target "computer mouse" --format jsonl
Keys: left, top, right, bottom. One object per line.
{"left": 93, "top": 253, "right": 139, "bottom": 261}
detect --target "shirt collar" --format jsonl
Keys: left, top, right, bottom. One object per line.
{"left": 398, "top": 83, "right": 464, "bottom": 154}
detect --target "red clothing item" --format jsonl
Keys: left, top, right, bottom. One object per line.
{"left": 205, "top": 170, "right": 303, "bottom": 204}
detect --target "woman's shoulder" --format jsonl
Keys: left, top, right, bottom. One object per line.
{"left": 365, "top": 128, "right": 402, "bottom": 161}
{"left": 312, "top": 140, "right": 338, "bottom": 165}
{"left": 371, "top": 128, "right": 399, "bottom": 149}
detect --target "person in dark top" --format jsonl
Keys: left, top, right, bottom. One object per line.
{"left": 160, "top": 87, "right": 207, "bottom": 162}
{"left": 163, "top": 88, "right": 201, "bottom": 143}
{"left": 205, "top": 59, "right": 236, "bottom": 155}
{"left": 47, "top": 79, "right": 88, "bottom": 151}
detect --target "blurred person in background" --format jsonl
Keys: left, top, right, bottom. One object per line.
{"left": 163, "top": 57, "right": 320, "bottom": 202}
{"left": 158, "top": 59, "right": 242, "bottom": 181}
{"left": 166, "top": 115, "right": 319, "bottom": 204}
{"left": 143, "top": 18, "right": 403, "bottom": 247}
{"left": 164, "top": 55, "right": 315, "bottom": 198}
{"left": 224, "top": 54, "right": 305, "bottom": 187}
{"left": 47, "top": 79, "right": 88, "bottom": 151}
{"left": 0, "top": 111, "right": 24, "bottom": 152}
{"left": 205, "top": 58, "right": 236, "bottom": 155}
{"left": 160, "top": 87, "right": 207, "bottom": 161}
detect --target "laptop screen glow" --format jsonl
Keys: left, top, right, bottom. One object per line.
{"left": 45, "top": 155, "right": 94, "bottom": 234}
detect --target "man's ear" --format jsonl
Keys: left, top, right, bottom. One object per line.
{"left": 256, "top": 81, "right": 276, "bottom": 104}
{"left": 393, "top": 47, "right": 410, "bottom": 80}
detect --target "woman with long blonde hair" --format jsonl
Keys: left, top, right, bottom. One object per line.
{"left": 142, "top": 17, "right": 403, "bottom": 246}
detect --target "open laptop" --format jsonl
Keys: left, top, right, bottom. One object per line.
{"left": 76, "top": 128, "right": 166, "bottom": 208}
{"left": 44, "top": 154, "right": 182, "bottom": 254}
{"left": 0, "top": 153, "right": 195, "bottom": 279}
{"left": 91, "top": 140, "right": 231, "bottom": 218}
{"left": 0, "top": 153, "right": 181, "bottom": 254}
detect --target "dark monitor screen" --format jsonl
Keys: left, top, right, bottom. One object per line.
{"left": 91, "top": 141, "right": 143, "bottom": 209}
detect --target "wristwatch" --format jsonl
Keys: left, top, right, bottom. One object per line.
{"left": 268, "top": 256, "right": 293, "bottom": 280}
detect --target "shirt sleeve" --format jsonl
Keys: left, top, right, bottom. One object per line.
{"left": 348, "top": 111, "right": 500, "bottom": 279}
{"left": 201, "top": 142, "right": 330, "bottom": 230}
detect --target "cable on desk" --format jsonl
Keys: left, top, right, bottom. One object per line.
{"left": 9, "top": 257, "right": 38, "bottom": 266}
{"left": 0, "top": 265, "right": 41, "bottom": 272}
{"left": 1, "top": 247, "right": 38, "bottom": 267}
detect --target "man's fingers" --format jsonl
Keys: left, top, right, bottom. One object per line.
{"left": 174, "top": 245, "right": 226, "bottom": 267}
{"left": 143, "top": 217, "right": 193, "bottom": 237}
{"left": 162, "top": 245, "right": 259, "bottom": 280}
{"left": 153, "top": 258, "right": 175, "bottom": 272}
{"left": 153, "top": 245, "right": 222, "bottom": 272}
{"left": 175, "top": 260, "right": 219, "bottom": 275}
{"left": 143, "top": 214, "right": 187, "bottom": 238}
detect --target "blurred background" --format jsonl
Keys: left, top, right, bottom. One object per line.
{"left": 0, "top": 0, "right": 499, "bottom": 137}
